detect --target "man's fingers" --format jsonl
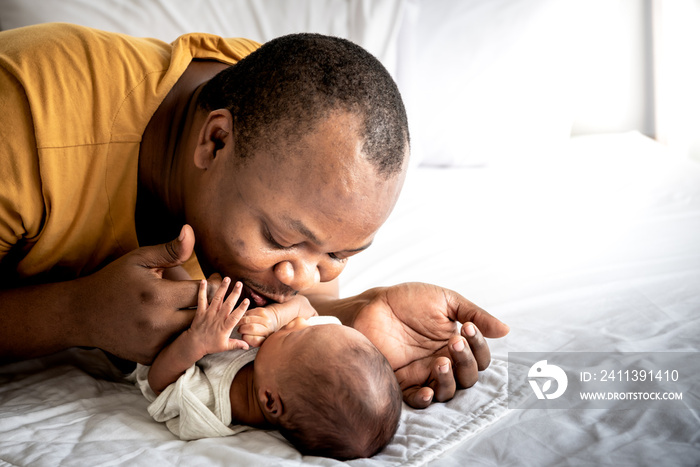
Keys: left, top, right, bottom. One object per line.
{"left": 403, "top": 386, "right": 434, "bottom": 409}
{"left": 134, "top": 224, "right": 195, "bottom": 270}
{"left": 428, "top": 356, "right": 457, "bottom": 402}
{"left": 461, "top": 322, "right": 491, "bottom": 371}
{"left": 206, "top": 273, "right": 223, "bottom": 301}
{"left": 197, "top": 279, "right": 208, "bottom": 311}
{"left": 158, "top": 277, "right": 202, "bottom": 310}
{"left": 448, "top": 334, "right": 479, "bottom": 388}
{"left": 448, "top": 290, "right": 510, "bottom": 338}
{"left": 448, "top": 323, "right": 490, "bottom": 389}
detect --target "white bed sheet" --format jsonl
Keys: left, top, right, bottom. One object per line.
{"left": 341, "top": 131, "right": 700, "bottom": 466}
{"left": 1, "top": 132, "right": 699, "bottom": 466}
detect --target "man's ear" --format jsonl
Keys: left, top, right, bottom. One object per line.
{"left": 193, "top": 109, "right": 233, "bottom": 170}
{"left": 260, "top": 389, "right": 285, "bottom": 421}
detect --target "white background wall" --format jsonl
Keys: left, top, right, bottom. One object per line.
{"left": 571, "top": 0, "right": 700, "bottom": 162}
{"left": 570, "top": 0, "right": 655, "bottom": 138}
{"left": 2, "top": 0, "right": 698, "bottom": 160}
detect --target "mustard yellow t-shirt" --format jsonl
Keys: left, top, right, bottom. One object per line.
{"left": 0, "top": 23, "right": 259, "bottom": 283}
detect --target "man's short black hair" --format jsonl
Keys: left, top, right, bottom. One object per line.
{"left": 197, "top": 33, "right": 409, "bottom": 177}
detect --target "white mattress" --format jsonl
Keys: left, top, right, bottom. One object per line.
{"left": 1, "top": 132, "right": 698, "bottom": 466}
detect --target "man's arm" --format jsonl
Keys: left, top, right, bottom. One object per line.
{"left": 302, "top": 277, "right": 339, "bottom": 304}
{"left": 0, "top": 226, "right": 205, "bottom": 364}
{"left": 302, "top": 277, "right": 365, "bottom": 325}
{"left": 0, "top": 279, "right": 86, "bottom": 362}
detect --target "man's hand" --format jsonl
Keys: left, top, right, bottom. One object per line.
{"left": 0, "top": 225, "right": 210, "bottom": 364}
{"left": 72, "top": 225, "right": 213, "bottom": 364}
{"left": 238, "top": 295, "right": 317, "bottom": 347}
{"left": 343, "top": 282, "right": 509, "bottom": 408}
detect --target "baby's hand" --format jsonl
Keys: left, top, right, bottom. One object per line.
{"left": 238, "top": 295, "right": 318, "bottom": 347}
{"left": 188, "top": 278, "right": 250, "bottom": 356}
{"left": 237, "top": 306, "right": 280, "bottom": 347}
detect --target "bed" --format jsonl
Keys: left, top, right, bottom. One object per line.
{"left": 1, "top": 1, "right": 698, "bottom": 466}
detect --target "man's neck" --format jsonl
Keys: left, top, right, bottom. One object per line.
{"left": 230, "top": 362, "right": 269, "bottom": 427}
{"left": 136, "top": 60, "right": 230, "bottom": 244}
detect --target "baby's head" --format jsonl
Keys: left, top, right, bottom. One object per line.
{"left": 253, "top": 317, "right": 402, "bottom": 460}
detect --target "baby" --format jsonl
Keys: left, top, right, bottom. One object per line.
{"left": 132, "top": 278, "right": 402, "bottom": 460}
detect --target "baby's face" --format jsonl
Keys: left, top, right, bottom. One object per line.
{"left": 254, "top": 317, "right": 366, "bottom": 379}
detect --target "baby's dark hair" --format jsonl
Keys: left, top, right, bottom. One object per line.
{"left": 197, "top": 32, "right": 409, "bottom": 178}
{"left": 276, "top": 337, "right": 402, "bottom": 460}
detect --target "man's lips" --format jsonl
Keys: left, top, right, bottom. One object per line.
{"left": 241, "top": 283, "right": 271, "bottom": 307}
{"left": 237, "top": 280, "right": 298, "bottom": 308}
{"left": 241, "top": 283, "right": 298, "bottom": 308}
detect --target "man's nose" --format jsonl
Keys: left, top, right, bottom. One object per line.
{"left": 274, "top": 258, "right": 320, "bottom": 292}
{"left": 273, "top": 254, "right": 346, "bottom": 292}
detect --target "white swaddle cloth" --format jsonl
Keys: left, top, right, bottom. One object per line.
{"left": 306, "top": 315, "right": 342, "bottom": 326}
{"left": 132, "top": 347, "right": 258, "bottom": 440}
{"left": 131, "top": 315, "right": 341, "bottom": 440}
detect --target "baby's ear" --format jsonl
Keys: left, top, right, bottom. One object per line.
{"left": 260, "top": 389, "right": 285, "bottom": 421}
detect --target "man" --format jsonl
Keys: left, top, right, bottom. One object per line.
{"left": 0, "top": 23, "right": 508, "bottom": 408}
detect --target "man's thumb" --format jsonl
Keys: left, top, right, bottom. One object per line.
{"left": 135, "top": 224, "right": 195, "bottom": 269}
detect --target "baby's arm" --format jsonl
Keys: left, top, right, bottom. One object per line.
{"left": 148, "top": 278, "right": 250, "bottom": 394}
{"left": 238, "top": 295, "right": 318, "bottom": 347}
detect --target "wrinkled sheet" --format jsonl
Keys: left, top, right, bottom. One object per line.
{"left": 1, "top": 133, "right": 699, "bottom": 466}
{"left": 0, "top": 350, "right": 521, "bottom": 466}
{"left": 342, "top": 132, "right": 700, "bottom": 466}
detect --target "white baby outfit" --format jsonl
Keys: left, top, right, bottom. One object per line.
{"left": 132, "top": 347, "right": 258, "bottom": 440}
{"left": 132, "top": 315, "right": 341, "bottom": 440}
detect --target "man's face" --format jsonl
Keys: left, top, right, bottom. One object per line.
{"left": 187, "top": 110, "right": 405, "bottom": 306}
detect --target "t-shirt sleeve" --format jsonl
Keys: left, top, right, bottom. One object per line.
{"left": 0, "top": 65, "right": 45, "bottom": 270}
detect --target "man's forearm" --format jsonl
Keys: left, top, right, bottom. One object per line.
{"left": 310, "top": 293, "right": 374, "bottom": 327}
{"left": 0, "top": 280, "right": 82, "bottom": 362}
{"left": 301, "top": 277, "right": 339, "bottom": 303}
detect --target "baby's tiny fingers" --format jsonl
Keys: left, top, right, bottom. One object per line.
{"left": 237, "top": 321, "right": 270, "bottom": 337}
{"left": 226, "top": 298, "right": 250, "bottom": 327}
{"left": 223, "top": 281, "right": 244, "bottom": 311}
{"left": 227, "top": 338, "right": 249, "bottom": 351}
{"left": 241, "top": 311, "right": 274, "bottom": 328}
{"left": 211, "top": 277, "right": 231, "bottom": 309}
{"left": 242, "top": 334, "right": 266, "bottom": 348}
